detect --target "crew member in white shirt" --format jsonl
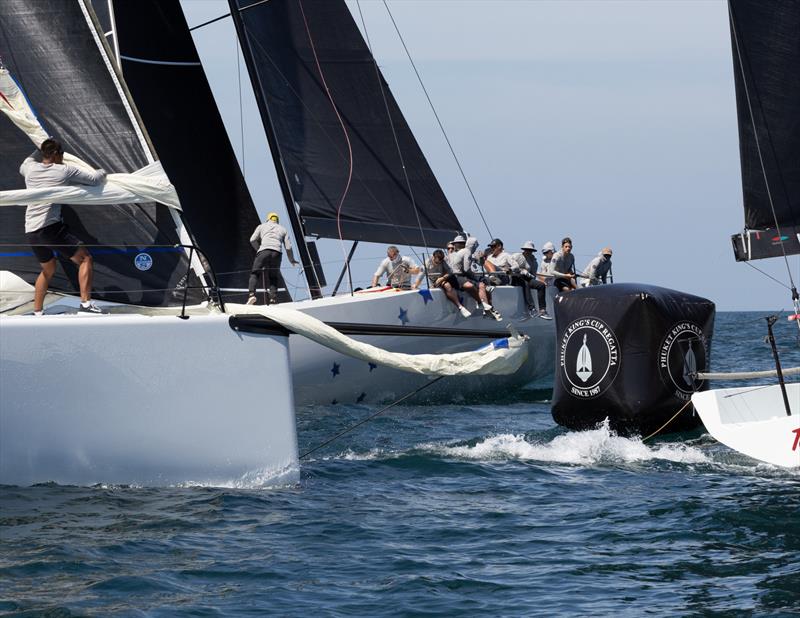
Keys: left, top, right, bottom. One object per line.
{"left": 371, "top": 245, "right": 420, "bottom": 289}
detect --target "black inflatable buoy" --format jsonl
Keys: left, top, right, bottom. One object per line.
{"left": 551, "top": 283, "right": 715, "bottom": 436}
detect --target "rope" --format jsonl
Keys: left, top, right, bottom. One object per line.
{"left": 743, "top": 261, "right": 793, "bottom": 290}
{"left": 642, "top": 399, "right": 693, "bottom": 442}
{"left": 697, "top": 366, "right": 800, "bottom": 380}
{"left": 381, "top": 0, "right": 492, "bottom": 241}
{"left": 299, "top": 375, "right": 444, "bottom": 459}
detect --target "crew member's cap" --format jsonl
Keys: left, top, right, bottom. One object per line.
{"left": 267, "top": 212, "right": 279, "bottom": 222}
{"left": 452, "top": 234, "right": 466, "bottom": 244}
{"left": 487, "top": 238, "right": 503, "bottom": 248}
{"left": 520, "top": 240, "right": 537, "bottom": 251}
{"left": 542, "top": 241, "right": 555, "bottom": 253}
{"left": 602, "top": 247, "right": 613, "bottom": 256}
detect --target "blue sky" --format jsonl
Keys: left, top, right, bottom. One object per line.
{"left": 181, "top": 0, "right": 798, "bottom": 311}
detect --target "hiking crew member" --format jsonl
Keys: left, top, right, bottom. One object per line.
{"left": 511, "top": 241, "right": 550, "bottom": 319}
{"left": 549, "top": 236, "right": 578, "bottom": 292}
{"left": 449, "top": 235, "right": 501, "bottom": 321}
{"left": 21, "top": 138, "right": 107, "bottom": 315}
{"left": 581, "top": 247, "right": 613, "bottom": 286}
{"left": 248, "top": 212, "right": 297, "bottom": 305}
{"left": 371, "top": 246, "right": 420, "bottom": 289}
{"left": 414, "top": 249, "right": 471, "bottom": 318}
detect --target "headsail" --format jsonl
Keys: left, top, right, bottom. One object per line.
{"left": 0, "top": 0, "right": 204, "bottom": 306}
{"left": 109, "top": 0, "right": 265, "bottom": 299}
{"left": 728, "top": 0, "right": 800, "bottom": 261}
{"left": 228, "top": 0, "right": 463, "bottom": 248}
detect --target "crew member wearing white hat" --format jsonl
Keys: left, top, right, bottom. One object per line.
{"left": 511, "top": 241, "right": 551, "bottom": 319}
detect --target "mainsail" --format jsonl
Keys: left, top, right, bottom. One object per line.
{"left": 109, "top": 0, "right": 264, "bottom": 298}
{"left": 228, "top": 0, "right": 463, "bottom": 248}
{"left": 0, "top": 0, "right": 204, "bottom": 306}
{"left": 728, "top": 0, "right": 800, "bottom": 261}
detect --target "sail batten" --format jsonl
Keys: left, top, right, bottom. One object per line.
{"left": 228, "top": 0, "right": 463, "bottom": 248}
{"left": 729, "top": 0, "right": 800, "bottom": 261}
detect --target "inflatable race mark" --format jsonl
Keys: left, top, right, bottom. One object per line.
{"left": 551, "top": 284, "right": 715, "bottom": 436}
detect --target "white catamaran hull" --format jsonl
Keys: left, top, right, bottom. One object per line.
{"left": 692, "top": 383, "right": 800, "bottom": 468}
{"left": 0, "top": 313, "right": 298, "bottom": 486}
{"left": 284, "top": 286, "right": 554, "bottom": 405}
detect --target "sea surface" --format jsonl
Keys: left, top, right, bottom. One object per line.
{"left": 1, "top": 311, "right": 799, "bottom": 616}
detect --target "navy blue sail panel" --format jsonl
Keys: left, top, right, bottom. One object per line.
{"left": 0, "top": 0, "right": 202, "bottom": 306}
{"left": 728, "top": 0, "right": 800, "bottom": 260}
{"left": 111, "top": 0, "right": 263, "bottom": 296}
{"left": 229, "top": 0, "right": 462, "bottom": 247}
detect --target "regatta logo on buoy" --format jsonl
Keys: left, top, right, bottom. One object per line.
{"left": 560, "top": 317, "right": 620, "bottom": 399}
{"left": 134, "top": 252, "right": 153, "bottom": 271}
{"left": 659, "top": 321, "right": 707, "bottom": 401}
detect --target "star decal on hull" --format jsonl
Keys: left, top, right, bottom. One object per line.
{"left": 398, "top": 307, "right": 409, "bottom": 325}
{"left": 418, "top": 289, "right": 433, "bottom": 304}
{"left": 356, "top": 392, "right": 366, "bottom": 403}
{"left": 331, "top": 362, "right": 340, "bottom": 378}
{"left": 368, "top": 362, "right": 377, "bottom": 372}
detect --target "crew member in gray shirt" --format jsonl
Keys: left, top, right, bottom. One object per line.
{"left": 549, "top": 236, "right": 578, "bottom": 292}
{"left": 247, "top": 212, "right": 298, "bottom": 305}
{"left": 581, "top": 247, "right": 613, "bottom": 286}
{"left": 21, "top": 138, "right": 107, "bottom": 315}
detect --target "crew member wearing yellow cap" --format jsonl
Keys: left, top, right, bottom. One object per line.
{"left": 247, "top": 212, "right": 298, "bottom": 304}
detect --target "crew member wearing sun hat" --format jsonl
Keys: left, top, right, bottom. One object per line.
{"left": 247, "top": 211, "right": 298, "bottom": 305}
{"left": 581, "top": 247, "right": 613, "bottom": 286}
{"left": 448, "top": 234, "right": 500, "bottom": 320}
{"left": 511, "top": 241, "right": 550, "bottom": 318}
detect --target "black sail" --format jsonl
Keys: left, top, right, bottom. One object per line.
{"left": 0, "top": 0, "right": 202, "bottom": 306}
{"left": 110, "top": 0, "right": 263, "bottom": 298}
{"left": 228, "top": 0, "right": 462, "bottom": 248}
{"left": 729, "top": 0, "right": 800, "bottom": 261}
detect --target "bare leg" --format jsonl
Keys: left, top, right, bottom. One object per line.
{"left": 442, "top": 283, "right": 462, "bottom": 308}
{"left": 462, "top": 282, "right": 480, "bottom": 303}
{"left": 71, "top": 247, "right": 93, "bottom": 302}
{"left": 478, "top": 281, "right": 489, "bottom": 305}
{"left": 34, "top": 259, "right": 57, "bottom": 312}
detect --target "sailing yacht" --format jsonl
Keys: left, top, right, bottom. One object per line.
{"left": 691, "top": 0, "right": 799, "bottom": 468}
{"left": 105, "top": 0, "right": 556, "bottom": 406}
{"left": 0, "top": 0, "right": 299, "bottom": 486}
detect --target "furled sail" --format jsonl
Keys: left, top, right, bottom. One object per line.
{"left": 109, "top": 0, "right": 264, "bottom": 298}
{"left": 0, "top": 0, "right": 204, "bottom": 306}
{"left": 228, "top": 0, "right": 463, "bottom": 248}
{"left": 728, "top": 0, "right": 800, "bottom": 261}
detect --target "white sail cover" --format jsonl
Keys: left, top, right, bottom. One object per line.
{"left": 0, "top": 68, "right": 180, "bottom": 210}
{"left": 235, "top": 304, "right": 529, "bottom": 376}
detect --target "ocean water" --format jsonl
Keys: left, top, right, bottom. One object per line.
{"left": 1, "top": 311, "right": 799, "bottom": 616}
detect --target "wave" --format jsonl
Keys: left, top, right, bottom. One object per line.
{"left": 424, "top": 420, "right": 710, "bottom": 466}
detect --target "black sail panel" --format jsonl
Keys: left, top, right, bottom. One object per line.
{"left": 0, "top": 0, "right": 201, "bottom": 306}
{"left": 229, "top": 0, "right": 462, "bottom": 248}
{"left": 111, "top": 0, "right": 263, "bottom": 297}
{"left": 729, "top": 0, "right": 800, "bottom": 259}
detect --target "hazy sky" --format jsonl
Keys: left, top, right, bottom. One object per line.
{"left": 181, "top": 0, "right": 798, "bottom": 311}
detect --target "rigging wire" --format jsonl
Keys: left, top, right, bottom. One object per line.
{"left": 728, "top": 0, "right": 800, "bottom": 331}
{"left": 298, "top": 0, "right": 355, "bottom": 296}
{"left": 743, "top": 261, "right": 793, "bottom": 290}
{"left": 235, "top": 29, "right": 246, "bottom": 177}
{"left": 300, "top": 376, "right": 444, "bottom": 459}
{"left": 356, "top": 0, "right": 431, "bottom": 287}
{"left": 381, "top": 0, "right": 493, "bottom": 241}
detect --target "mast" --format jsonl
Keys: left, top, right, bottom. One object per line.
{"left": 227, "top": 0, "right": 323, "bottom": 299}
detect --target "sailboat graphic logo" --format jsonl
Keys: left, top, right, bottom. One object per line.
{"left": 659, "top": 321, "right": 707, "bottom": 399}
{"left": 576, "top": 334, "right": 592, "bottom": 382}
{"left": 682, "top": 346, "right": 697, "bottom": 387}
{"left": 559, "top": 317, "right": 619, "bottom": 398}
